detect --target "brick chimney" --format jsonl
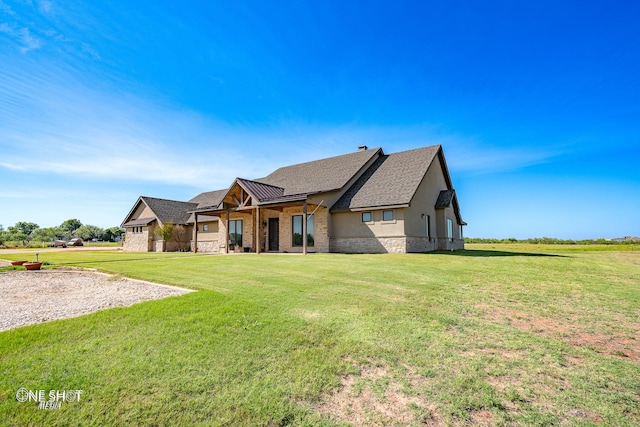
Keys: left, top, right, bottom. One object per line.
{"left": 358, "top": 145, "right": 368, "bottom": 151}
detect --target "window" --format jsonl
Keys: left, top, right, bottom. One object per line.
{"left": 203, "top": 224, "right": 208, "bottom": 232}
{"left": 229, "top": 220, "right": 242, "bottom": 246}
{"left": 383, "top": 210, "right": 394, "bottom": 221}
{"left": 426, "top": 214, "right": 431, "bottom": 238}
{"left": 292, "top": 214, "right": 314, "bottom": 247}
{"left": 447, "top": 218, "right": 453, "bottom": 239}
{"left": 362, "top": 212, "right": 372, "bottom": 222}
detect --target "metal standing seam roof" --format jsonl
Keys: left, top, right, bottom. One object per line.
{"left": 236, "top": 178, "right": 285, "bottom": 202}
{"left": 331, "top": 145, "right": 441, "bottom": 211}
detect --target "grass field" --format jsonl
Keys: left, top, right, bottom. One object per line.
{"left": 1, "top": 244, "right": 639, "bottom": 426}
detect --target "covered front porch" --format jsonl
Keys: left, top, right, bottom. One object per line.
{"left": 190, "top": 178, "right": 327, "bottom": 254}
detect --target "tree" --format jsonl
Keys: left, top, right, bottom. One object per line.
{"left": 60, "top": 219, "right": 83, "bottom": 234}
{"left": 154, "top": 223, "right": 174, "bottom": 241}
{"left": 173, "top": 224, "right": 188, "bottom": 250}
{"left": 31, "top": 227, "right": 59, "bottom": 243}
{"left": 104, "top": 227, "right": 124, "bottom": 242}
{"left": 10, "top": 221, "right": 39, "bottom": 236}
{"left": 7, "top": 222, "right": 39, "bottom": 245}
{"left": 74, "top": 225, "right": 104, "bottom": 241}
{"left": 0, "top": 225, "right": 6, "bottom": 245}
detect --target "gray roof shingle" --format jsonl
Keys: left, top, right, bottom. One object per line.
{"left": 122, "top": 217, "right": 156, "bottom": 227}
{"left": 435, "top": 189, "right": 455, "bottom": 209}
{"left": 256, "top": 148, "right": 381, "bottom": 196}
{"left": 141, "top": 196, "right": 198, "bottom": 225}
{"left": 189, "top": 189, "right": 227, "bottom": 209}
{"left": 331, "top": 145, "right": 441, "bottom": 211}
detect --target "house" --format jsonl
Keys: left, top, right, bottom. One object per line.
{"left": 121, "top": 145, "right": 466, "bottom": 253}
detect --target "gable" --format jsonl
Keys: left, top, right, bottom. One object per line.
{"left": 122, "top": 196, "right": 198, "bottom": 228}
{"left": 256, "top": 148, "right": 381, "bottom": 196}
{"left": 189, "top": 189, "right": 227, "bottom": 209}
{"left": 143, "top": 197, "right": 198, "bottom": 225}
{"left": 331, "top": 145, "right": 440, "bottom": 211}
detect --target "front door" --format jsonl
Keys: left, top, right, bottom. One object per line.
{"left": 268, "top": 218, "right": 279, "bottom": 251}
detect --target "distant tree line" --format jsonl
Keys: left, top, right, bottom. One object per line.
{"left": 0, "top": 219, "right": 124, "bottom": 247}
{"left": 464, "top": 237, "right": 638, "bottom": 245}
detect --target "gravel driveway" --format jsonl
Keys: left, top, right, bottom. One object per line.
{"left": 0, "top": 269, "right": 194, "bottom": 331}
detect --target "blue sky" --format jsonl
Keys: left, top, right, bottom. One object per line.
{"left": 1, "top": 1, "right": 638, "bottom": 239}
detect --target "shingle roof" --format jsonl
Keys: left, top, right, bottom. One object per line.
{"left": 189, "top": 189, "right": 227, "bottom": 209}
{"left": 256, "top": 148, "right": 381, "bottom": 196}
{"left": 435, "top": 189, "right": 455, "bottom": 209}
{"left": 141, "top": 196, "right": 197, "bottom": 225}
{"left": 122, "top": 217, "right": 156, "bottom": 227}
{"left": 331, "top": 145, "right": 441, "bottom": 211}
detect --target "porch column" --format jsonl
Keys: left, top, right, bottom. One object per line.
{"left": 193, "top": 215, "right": 198, "bottom": 253}
{"left": 225, "top": 208, "right": 230, "bottom": 254}
{"left": 256, "top": 207, "right": 261, "bottom": 254}
{"left": 302, "top": 200, "right": 307, "bottom": 255}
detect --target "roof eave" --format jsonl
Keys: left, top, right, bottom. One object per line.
{"left": 331, "top": 203, "right": 410, "bottom": 213}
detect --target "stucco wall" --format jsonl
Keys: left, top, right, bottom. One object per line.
{"left": 330, "top": 209, "right": 408, "bottom": 253}
{"left": 331, "top": 209, "right": 405, "bottom": 238}
{"left": 192, "top": 220, "right": 220, "bottom": 253}
{"left": 404, "top": 156, "right": 448, "bottom": 238}
{"left": 404, "top": 156, "right": 464, "bottom": 250}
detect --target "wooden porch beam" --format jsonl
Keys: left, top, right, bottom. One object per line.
{"left": 225, "top": 208, "right": 230, "bottom": 254}
{"left": 303, "top": 200, "right": 307, "bottom": 255}
{"left": 256, "top": 207, "right": 261, "bottom": 254}
{"left": 194, "top": 215, "right": 198, "bottom": 253}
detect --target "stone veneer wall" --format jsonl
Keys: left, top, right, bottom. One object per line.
{"left": 329, "top": 236, "right": 407, "bottom": 253}
{"left": 436, "top": 237, "right": 465, "bottom": 251}
{"left": 406, "top": 236, "right": 438, "bottom": 253}
{"left": 191, "top": 240, "right": 220, "bottom": 253}
{"left": 123, "top": 230, "right": 151, "bottom": 252}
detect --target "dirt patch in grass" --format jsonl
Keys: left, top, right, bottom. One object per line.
{"left": 481, "top": 306, "right": 640, "bottom": 361}
{"left": 317, "top": 363, "right": 442, "bottom": 426}
{"left": 468, "top": 409, "right": 495, "bottom": 426}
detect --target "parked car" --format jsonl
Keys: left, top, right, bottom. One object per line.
{"left": 51, "top": 240, "right": 67, "bottom": 248}
{"left": 68, "top": 238, "right": 84, "bottom": 246}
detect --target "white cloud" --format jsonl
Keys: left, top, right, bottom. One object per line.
{"left": 0, "top": 0, "right": 15, "bottom": 16}
{"left": 37, "top": 0, "right": 52, "bottom": 14}
{"left": 0, "top": 57, "right": 565, "bottom": 198}
{"left": 18, "top": 27, "right": 41, "bottom": 52}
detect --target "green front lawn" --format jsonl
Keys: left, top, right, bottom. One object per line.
{"left": 1, "top": 246, "right": 639, "bottom": 426}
